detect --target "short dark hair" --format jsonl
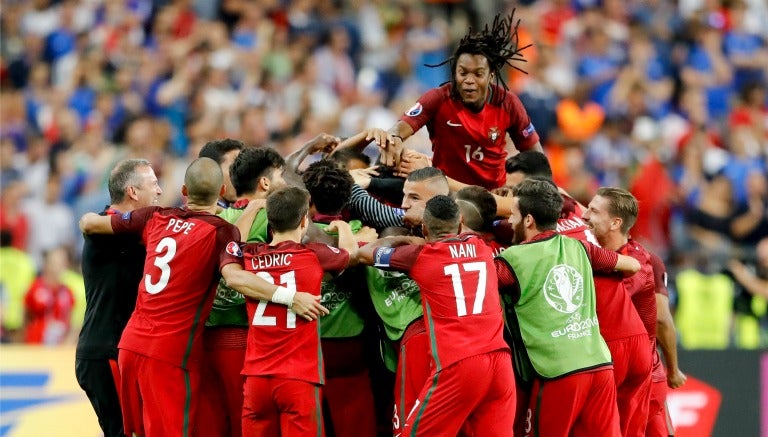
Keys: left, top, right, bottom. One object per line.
{"left": 230, "top": 147, "right": 285, "bottom": 196}
{"left": 198, "top": 139, "right": 244, "bottom": 164}
{"left": 328, "top": 148, "right": 371, "bottom": 169}
{"left": 505, "top": 151, "right": 553, "bottom": 179}
{"left": 456, "top": 186, "right": 497, "bottom": 232}
{"left": 512, "top": 177, "right": 562, "bottom": 231}
{"left": 266, "top": 187, "right": 310, "bottom": 233}
{"left": 302, "top": 160, "right": 354, "bottom": 215}
{"left": 596, "top": 187, "right": 639, "bottom": 235}
{"left": 423, "top": 195, "right": 460, "bottom": 237}
{"left": 407, "top": 167, "right": 445, "bottom": 182}
{"left": 108, "top": 159, "right": 152, "bottom": 203}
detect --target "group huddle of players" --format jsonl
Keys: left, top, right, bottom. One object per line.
{"left": 74, "top": 11, "right": 685, "bottom": 437}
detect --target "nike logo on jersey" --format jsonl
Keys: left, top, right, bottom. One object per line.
{"left": 446, "top": 120, "right": 462, "bottom": 127}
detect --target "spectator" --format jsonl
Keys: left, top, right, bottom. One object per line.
{"left": 24, "top": 246, "right": 76, "bottom": 345}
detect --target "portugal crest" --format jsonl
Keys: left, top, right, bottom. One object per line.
{"left": 488, "top": 127, "right": 500, "bottom": 142}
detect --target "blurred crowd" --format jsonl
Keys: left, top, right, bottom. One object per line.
{"left": 0, "top": 0, "right": 766, "bottom": 348}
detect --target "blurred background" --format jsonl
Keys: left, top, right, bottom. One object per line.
{"left": 0, "top": 0, "right": 765, "bottom": 436}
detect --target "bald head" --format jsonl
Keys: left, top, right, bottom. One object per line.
{"left": 185, "top": 157, "right": 224, "bottom": 205}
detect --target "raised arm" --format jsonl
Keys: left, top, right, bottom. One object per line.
{"left": 285, "top": 133, "right": 340, "bottom": 175}
{"left": 324, "top": 220, "right": 359, "bottom": 266}
{"left": 79, "top": 213, "right": 115, "bottom": 235}
{"left": 357, "top": 236, "right": 425, "bottom": 266}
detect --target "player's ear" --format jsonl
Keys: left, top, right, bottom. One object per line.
{"left": 181, "top": 184, "right": 189, "bottom": 198}
{"left": 258, "top": 176, "right": 269, "bottom": 192}
{"left": 219, "top": 184, "right": 226, "bottom": 198}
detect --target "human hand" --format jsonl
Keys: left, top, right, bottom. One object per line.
{"left": 325, "top": 220, "right": 352, "bottom": 235}
{"left": 291, "top": 292, "right": 330, "bottom": 321}
{"left": 395, "top": 149, "right": 431, "bottom": 177}
{"left": 349, "top": 166, "right": 380, "bottom": 189}
{"left": 667, "top": 368, "right": 687, "bottom": 389}
{"left": 354, "top": 226, "right": 379, "bottom": 244}
{"left": 243, "top": 198, "right": 266, "bottom": 214}
{"left": 308, "top": 133, "right": 340, "bottom": 155}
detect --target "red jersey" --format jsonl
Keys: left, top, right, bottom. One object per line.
{"left": 374, "top": 233, "right": 509, "bottom": 371}
{"left": 592, "top": 273, "right": 648, "bottom": 342}
{"left": 557, "top": 195, "right": 599, "bottom": 245}
{"left": 112, "top": 206, "right": 241, "bottom": 368}
{"left": 649, "top": 252, "right": 670, "bottom": 383}
{"left": 401, "top": 83, "right": 540, "bottom": 189}
{"left": 241, "top": 241, "right": 349, "bottom": 384}
{"left": 24, "top": 278, "right": 75, "bottom": 344}
{"left": 620, "top": 239, "right": 657, "bottom": 339}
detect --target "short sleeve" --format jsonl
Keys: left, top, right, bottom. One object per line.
{"left": 649, "top": 253, "right": 670, "bottom": 297}
{"left": 581, "top": 241, "right": 619, "bottom": 273}
{"left": 503, "top": 91, "right": 540, "bottom": 150}
{"left": 372, "top": 244, "right": 423, "bottom": 273}
{"left": 400, "top": 87, "right": 445, "bottom": 133}
{"left": 216, "top": 223, "right": 243, "bottom": 271}
{"left": 307, "top": 243, "right": 350, "bottom": 274}
{"left": 111, "top": 206, "right": 161, "bottom": 236}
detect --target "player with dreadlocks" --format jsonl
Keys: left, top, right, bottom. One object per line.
{"left": 363, "top": 11, "right": 543, "bottom": 191}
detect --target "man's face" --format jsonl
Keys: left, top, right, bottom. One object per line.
{"left": 133, "top": 166, "right": 162, "bottom": 207}
{"left": 582, "top": 195, "right": 615, "bottom": 240}
{"left": 221, "top": 149, "right": 240, "bottom": 203}
{"left": 505, "top": 171, "right": 526, "bottom": 188}
{"left": 507, "top": 196, "right": 526, "bottom": 245}
{"left": 454, "top": 53, "right": 492, "bottom": 111}
{"left": 402, "top": 179, "right": 441, "bottom": 228}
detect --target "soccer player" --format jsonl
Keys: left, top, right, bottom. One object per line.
{"left": 582, "top": 189, "right": 654, "bottom": 437}
{"left": 301, "top": 159, "right": 377, "bottom": 437}
{"left": 359, "top": 195, "right": 516, "bottom": 436}
{"left": 581, "top": 187, "right": 686, "bottom": 437}
{"left": 240, "top": 187, "right": 355, "bottom": 436}
{"left": 495, "top": 178, "right": 641, "bottom": 437}
{"left": 198, "top": 138, "right": 244, "bottom": 209}
{"left": 365, "top": 12, "right": 542, "bottom": 190}
{"left": 455, "top": 185, "right": 505, "bottom": 255}
{"left": 195, "top": 146, "right": 287, "bottom": 437}
{"left": 79, "top": 158, "right": 323, "bottom": 437}
{"left": 76, "top": 158, "right": 162, "bottom": 437}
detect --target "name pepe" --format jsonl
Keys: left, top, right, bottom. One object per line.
{"left": 166, "top": 218, "right": 195, "bottom": 234}
{"left": 251, "top": 253, "right": 293, "bottom": 270}
{"left": 449, "top": 243, "right": 477, "bottom": 259}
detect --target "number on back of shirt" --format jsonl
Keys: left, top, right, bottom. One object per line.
{"left": 444, "top": 262, "right": 487, "bottom": 316}
{"left": 252, "top": 271, "right": 297, "bottom": 328}
{"left": 145, "top": 237, "right": 177, "bottom": 294}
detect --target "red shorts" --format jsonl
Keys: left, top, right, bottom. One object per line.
{"left": 394, "top": 320, "right": 432, "bottom": 435}
{"left": 242, "top": 376, "right": 324, "bottom": 437}
{"left": 118, "top": 349, "right": 200, "bottom": 437}
{"left": 403, "top": 350, "right": 516, "bottom": 437}
{"left": 321, "top": 337, "right": 376, "bottom": 437}
{"left": 526, "top": 368, "right": 620, "bottom": 437}
{"left": 646, "top": 379, "right": 674, "bottom": 437}
{"left": 608, "top": 334, "right": 653, "bottom": 437}
{"left": 194, "top": 327, "right": 247, "bottom": 437}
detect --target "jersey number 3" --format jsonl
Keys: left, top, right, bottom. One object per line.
{"left": 145, "top": 237, "right": 177, "bottom": 294}
{"left": 444, "top": 262, "right": 487, "bottom": 316}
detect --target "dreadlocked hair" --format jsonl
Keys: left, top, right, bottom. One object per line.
{"left": 427, "top": 9, "right": 531, "bottom": 92}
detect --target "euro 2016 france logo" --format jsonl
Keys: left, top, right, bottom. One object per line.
{"left": 543, "top": 264, "right": 585, "bottom": 313}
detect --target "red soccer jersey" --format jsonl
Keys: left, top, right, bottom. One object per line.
{"left": 24, "top": 278, "right": 75, "bottom": 344}
{"left": 592, "top": 273, "right": 648, "bottom": 342}
{"left": 241, "top": 241, "right": 349, "bottom": 384}
{"left": 112, "top": 206, "right": 241, "bottom": 368}
{"left": 401, "top": 83, "right": 540, "bottom": 189}
{"left": 557, "top": 195, "right": 600, "bottom": 245}
{"left": 620, "top": 239, "right": 657, "bottom": 339}
{"left": 374, "top": 233, "right": 509, "bottom": 371}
